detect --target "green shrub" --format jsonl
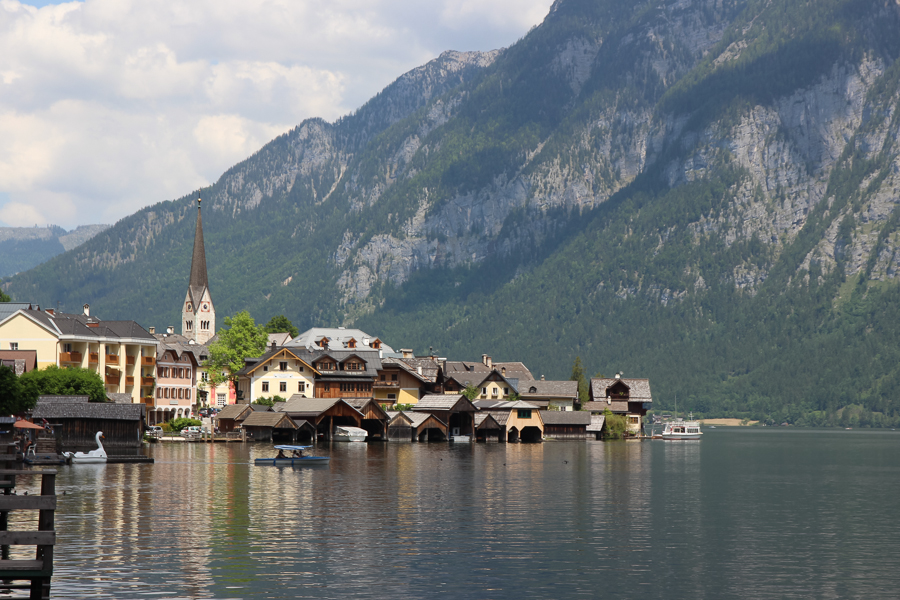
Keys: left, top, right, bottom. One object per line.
{"left": 602, "top": 409, "right": 628, "bottom": 440}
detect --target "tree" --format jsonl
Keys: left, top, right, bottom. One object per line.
{"left": 570, "top": 356, "right": 588, "bottom": 404}
{"left": 205, "top": 311, "right": 268, "bottom": 390}
{"left": 0, "top": 365, "right": 28, "bottom": 414}
{"left": 263, "top": 315, "right": 299, "bottom": 338}
{"left": 463, "top": 384, "right": 479, "bottom": 400}
{"left": 19, "top": 365, "right": 107, "bottom": 404}
{"left": 0, "top": 289, "right": 10, "bottom": 302}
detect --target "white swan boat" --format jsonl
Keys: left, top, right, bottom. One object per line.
{"left": 661, "top": 419, "right": 703, "bottom": 440}
{"left": 63, "top": 431, "right": 108, "bottom": 464}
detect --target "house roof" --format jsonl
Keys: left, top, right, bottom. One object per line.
{"left": 235, "top": 347, "right": 320, "bottom": 377}
{"left": 280, "top": 396, "right": 363, "bottom": 418}
{"left": 539, "top": 410, "right": 593, "bottom": 425}
{"left": 381, "top": 357, "right": 440, "bottom": 383}
{"left": 477, "top": 399, "right": 540, "bottom": 411}
{"left": 287, "top": 327, "right": 395, "bottom": 353}
{"left": 241, "top": 412, "right": 297, "bottom": 429}
{"left": 107, "top": 393, "right": 133, "bottom": 404}
{"left": 589, "top": 377, "right": 652, "bottom": 403}
{"left": 582, "top": 401, "right": 631, "bottom": 414}
{"left": 38, "top": 395, "right": 88, "bottom": 404}
{"left": 442, "top": 360, "right": 534, "bottom": 381}
{"left": 33, "top": 401, "right": 144, "bottom": 421}
{"left": 412, "top": 394, "right": 470, "bottom": 410}
{"left": 520, "top": 380, "right": 578, "bottom": 399}
{"left": 267, "top": 332, "right": 293, "bottom": 346}
{"left": 474, "top": 412, "right": 501, "bottom": 429}
{"left": 216, "top": 404, "right": 252, "bottom": 420}
{"left": 407, "top": 411, "right": 445, "bottom": 428}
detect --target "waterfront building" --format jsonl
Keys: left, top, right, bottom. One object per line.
{"left": 279, "top": 396, "right": 366, "bottom": 440}
{"left": 583, "top": 374, "right": 653, "bottom": 433}
{"left": 151, "top": 340, "right": 201, "bottom": 424}
{"left": 411, "top": 394, "right": 477, "bottom": 439}
{"left": 235, "top": 346, "right": 318, "bottom": 403}
{"left": 539, "top": 410, "right": 593, "bottom": 440}
{"left": 0, "top": 304, "right": 157, "bottom": 403}
{"left": 518, "top": 378, "right": 580, "bottom": 410}
{"left": 473, "top": 399, "right": 544, "bottom": 442}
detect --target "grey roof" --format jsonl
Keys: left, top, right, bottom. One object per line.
{"left": 589, "top": 378, "right": 652, "bottom": 403}
{"left": 412, "top": 394, "right": 476, "bottom": 412}
{"left": 235, "top": 346, "right": 320, "bottom": 376}
{"left": 520, "top": 380, "right": 578, "bottom": 399}
{"left": 280, "top": 396, "right": 362, "bottom": 418}
{"left": 539, "top": 410, "right": 593, "bottom": 425}
{"left": 442, "top": 360, "right": 534, "bottom": 381}
{"left": 312, "top": 349, "right": 382, "bottom": 376}
{"left": 382, "top": 357, "right": 440, "bottom": 383}
{"left": 0, "top": 303, "right": 33, "bottom": 323}
{"left": 267, "top": 332, "right": 293, "bottom": 346}
{"left": 474, "top": 412, "right": 501, "bottom": 429}
{"left": 4, "top": 308, "right": 154, "bottom": 343}
{"left": 33, "top": 401, "right": 144, "bottom": 421}
{"left": 249, "top": 403, "right": 273, "bottom": 411}
{"left": 408, "top": 411, "right": 445, "bottom": 428}
{"left": 586, "top": 414, "right": 606, "bottom": 432}
{"left": 241, "top": 412, "right": 297, "bottom": 429}
{"left": 216, "top": 404, "right": 253, "bottom": 420}
{"left": 583, "top": 401, "right": 631, "bottom": 414}
{"left": 107, "top": 393, "right": 134, "bottom": 404}
{"left": 37, "top": 395, "right": 88, "bottom": 404}
{"left": 286, "top": 327, "right": 395, "bottom": 353}
{"left": 473, "top": 400, "right": 505, "bottom": 410}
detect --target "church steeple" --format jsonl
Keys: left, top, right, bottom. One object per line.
{"left": 182, "top": 191, "right": 215, "bottom": 344}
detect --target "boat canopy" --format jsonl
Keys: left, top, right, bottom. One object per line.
{"left": 273, "top": 445, "right": 312, "bottom": 451}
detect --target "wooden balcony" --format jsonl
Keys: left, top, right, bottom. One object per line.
{"left": 88, "top": 352, "right": 99, "bottom": 364}
{"left": 105, "top": 375, "right": 120, "bottom": 385}
{"left": 125, "top": 356, "right": 136, "bottom": 365}
{"left": 105, "top": 354, "right": 119, "bottom": 364}
{"left": 59, "top": 352, "right": 82, "bottom": 363}
{"left": 125, "top": 376, "right": 135, "bottom": 386}
{"left": 374, "top": 380, "right": 400, "bottom": 388}
{"left": 141, "top": 357, "right": 155, "bottom": 366}
{"left": 141, "top": 397, "right": 155, "bottom": 407}
{"left": 141, "top": 377, "right": 155, "bottom": 387}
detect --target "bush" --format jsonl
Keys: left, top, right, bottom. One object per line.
{"left": 166, "top": 418, "right": 201, "bottom": 432}
{"left": 602, "top": 409, "right": 628, "bottom": 439}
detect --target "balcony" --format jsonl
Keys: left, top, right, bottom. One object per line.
{"left": 88, "top": 352, "right": 99, "bottom": 364}
{"left": 59, "top": 352, "right": 82, "bottom": 363}
{"left": 374, "top": 380, "right": 400, "bottom": 387}
{"left": 105, "top": 374, "right": 121, "bottom": 385}
{"left": 126, "top": 356, "right": 136, "bottom": 366}
{"left": 141, "top": 397, "right": 155, "bottom": 407}
{"left": 105, "top": 354, "right": 119, "bottom": 364}
{"left": 141, "top": 357, "right": 155, "bottom": 366}
{"left": 125, "top": 376, "right": 135, "bottom": 386}
{"left": 141, "top": 377, "right": 155, "bottom": 387}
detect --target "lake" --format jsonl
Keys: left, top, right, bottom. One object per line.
{"left": 9, "top": 428, "right": 900, "bottom": 599}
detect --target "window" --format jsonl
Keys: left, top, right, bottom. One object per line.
{"left": 504, "top": 387, "right": 509, "bottom": 395}
{"left": 380, "top": 374, "right": 385, "bottom": 381}
{"left": 279, "top": 381, "right": 287, "bottom": 393}
{"left": 201, "top": 321, "right": 208, "bottom": 330}
{"left": 186, "top": 389, "right": 191, "bottom": 400}
{"left": 63, "top": 343, "right": 73, "bottom": 352}
{"left": 517, "top": 409, "right": 532, "bottom": 419}
{"left": 629, "top": 416, "right": 640, "bottom": 424}
{"left": 186, "top": 321, "right": 193, "bottom": 331}
{"left": 298, "top": 366, "right": 304, "bottom": 372}
{"left": 387, "top": 393, "right": 396, "bottom": 400}
{"left": 201, "top": 372, "right": 208, "bottom": 382}
{"left": 279, "top": 362, "right": 287, "bottom": 371}
{"left": 482, "top": 388, "right": 487, "bottom": 395}
{"left": 263, "top": 365, "right": 268, "bottom": 372}
{"left": 262, "top": 382, "right": 269, "bottom": 392}
{"left": 9, "top": 343, "right": 17, "bottom": 351}
{"left": 298, "top": 382, "right": 305, "bottom": 393}
{"left": 391, "top": 374, "right": 398, "bottom": 381}
{"left": 217, "top": 393, "right": 225, "bottom": 407}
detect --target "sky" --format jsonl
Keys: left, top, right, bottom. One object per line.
{"left": 0, "top": 0, "right": 554, "bottom": 230}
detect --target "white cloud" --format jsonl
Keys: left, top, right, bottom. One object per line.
{"left": 0, "top": 0, "right": 553, "bottom": 229}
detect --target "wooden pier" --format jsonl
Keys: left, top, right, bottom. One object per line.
{"left": 0, "top": 450, "right": 57, "bottom": 599}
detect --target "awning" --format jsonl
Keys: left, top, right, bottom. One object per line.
{"left": 14, "top": 420, "right": 46, "bottom": 430}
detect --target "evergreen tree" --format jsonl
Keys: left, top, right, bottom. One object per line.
{"left": 263, "top": 315, "right": 299, "bottom": 338}
{"left": 570, "top": 357, "right": 588, "bottom": 404}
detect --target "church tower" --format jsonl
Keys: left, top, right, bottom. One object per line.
{"left": 182, "top": 192, "right": 215, "bottom": 344}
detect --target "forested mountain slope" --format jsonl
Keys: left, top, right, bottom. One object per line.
{"left": 6, "top": 0, "right": 900, "bottom": 424}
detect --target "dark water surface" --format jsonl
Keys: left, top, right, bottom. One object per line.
{"left": 10, "top": 429, "right": 900, "bottom": 599}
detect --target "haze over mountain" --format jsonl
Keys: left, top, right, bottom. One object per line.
{"left": 0, "top": 224, "right": 110, "bottom": 277}
{"left": 5, "top": 0, "right": 900, "bottom": 425}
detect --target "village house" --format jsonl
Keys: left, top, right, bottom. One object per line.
{"left": 584, "top": 374, "right": 653, "bottom": 434}
{"left": 474, "top": 399, "right": 544, "bottom": 442}
{"left": 411, "top": 394, "right": 477, "bottom": 439}
{"left": 518, "top": 378, "right": 580, "bottom": 410}
{"left": 149, "top": 339, "right": 201, "bottom": 425}
{"left": 235, "top": 345, "right": 319, "bottom": 404}
{"left": 374, "top": 357, "right": 434, "bottom": 406}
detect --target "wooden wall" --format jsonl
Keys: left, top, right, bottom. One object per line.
{"left": 56, "top": 419, "right": 143, "bottom": 449}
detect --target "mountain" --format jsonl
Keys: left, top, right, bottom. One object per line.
{"left": 5, "top": 0, "right": 900, "bottom": 426}
{"left": 0, "top": 224, "right": 110, "bottom": 277}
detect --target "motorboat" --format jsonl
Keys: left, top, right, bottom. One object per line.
{"left": 661, "top": 419, "right": 703, "bottom": 440}
{"left": 63, "top": 431, "right": 108, "bottom": 464}
{"left": 332, "top": 426, "right": 367, "bottom": 442}
{"left": 254, "top": 445, "right": 330, "bottom": 466}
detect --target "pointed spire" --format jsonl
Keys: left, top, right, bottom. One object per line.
{"left": 188, "top": 190, "right": 209, "bottom": 305}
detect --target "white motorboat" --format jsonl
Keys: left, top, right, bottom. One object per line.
{"left": 63, "top": 431, "right": 108, "bottom": 464}
{"left": 333, "top": 426, "right": 367, "bottom": 442}
{"left": 661, "top": 419, "right": 702, "bottom": 440}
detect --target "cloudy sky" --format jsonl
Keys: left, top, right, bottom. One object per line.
{"left": 0, "top": 0, "right": 553, "bottom": 230}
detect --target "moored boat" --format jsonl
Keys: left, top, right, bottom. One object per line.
{"left": 332, "top": 426, "right": 367, "bottom": 442}
{"left": 661, "top": 419, "right": 703, "bottom": 440}
{"left": 254, "top": 445, "right": 330, "bottom": 466}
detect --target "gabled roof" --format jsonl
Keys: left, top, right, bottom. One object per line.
{"left": 474, "top": 412, "right": 501, "bottom": 429}
{"left": 473, "top": 371, "right": 521, "bottom": 393}
{"left": 241, "top": 412, "right": 297, "bottom": 429}
{"left": 216, "top": 404, "right": 253, "bottom": 421}
{"left": 267, "top": 332, "right": 293, "bottom": 346}
{"left": 33, "top": 401, "right": 144, "bottom": 421}
{"left": 520, "top": 380, "right": 578, "bottom": 399}
{"left": 589, "top": 378, "right": 652, "bottom": 403}
{"left": 382, "top": 357, "right": 440, "bottom": 383}
{"left": 235, "top": 347, "right": 320, "bottom": 377}
{"left": 412, "top": 394, "right": 476, "bottom": 412}
{"left": 407, "top": 411, "right": 445, "bottom": 428}
{"left": 280, "top": 396, "right": 364, "bottom": 418}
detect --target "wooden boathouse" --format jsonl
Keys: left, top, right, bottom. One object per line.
{"left": 280, "top": 396, "right": 365, "bottom": 440}
{"left": 410, "top": 394, "right": 477, "bottom": 439}
{"left": 387, "top": 411, "right": 448, "bottom": 442}
{"left": 31, "top": 396, "right": 145, "bottom": 450}
{"left": 344, "top": 397, "right": 390, "bottom": 441}
{"left": 240, "top": 412, "right": 299, "bottom": 442}
{"left": 539, "top": 410, "right": 593, "bottom": 440}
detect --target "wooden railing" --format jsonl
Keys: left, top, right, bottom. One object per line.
{"left": 88, "top": 352, "right": 99, "bottom": 364}
{"left": 105, "top": 375, "right": 120, "bottom": 385}
{"left": 125, "top": 376, "right": 135, "bottom": 386}
{"left": 0, "top": 453, "right": 56, "bottom": 599}
{"left": 125, "top": 356, "right": 136, "bottom": 365}
{"left": 104, "top": 354, "right": 119, "bottom": 364}
{"left": 58, "top": 352, "right": 81, "bottom": 363}
{"left": 140, "top": 377, "right": 154, "bottom": 387}
{"left": 141, "top": 397, "right": 155, "bottom": 407}
{"left": 141, "top": 357, "right": 155, "bottom": 366}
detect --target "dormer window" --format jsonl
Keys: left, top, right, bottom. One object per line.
{"left": 371, "top": 339, "right": 381, "bottom": 349}
{"left": 347, "top": 338, "right": 357, "bottom": 348}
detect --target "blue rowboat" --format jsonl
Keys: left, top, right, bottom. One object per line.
{"left": 254, "top": 445, "right": 330, "bottom": 466}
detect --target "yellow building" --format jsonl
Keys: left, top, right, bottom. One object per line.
{"left": 0, "top": 304, "right": 157, "bottom": 403}
{"left": 236, "top": 347, "right": 319, "bottom": 403}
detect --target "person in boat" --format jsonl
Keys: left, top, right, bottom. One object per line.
{"left": 276, "top": 449, "right": 286, "bottom": 459}
{"left": 291, "top": 449, "right": 304, "bottom": 458}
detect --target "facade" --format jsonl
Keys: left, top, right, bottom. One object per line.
{"left": 151, "top": 343, "right": 200, "bottom": 424}
{"left": 182, "top": 194, "right": 215, "bottom": 345}
{"left": 0, "top": 305, "right": 157, "bottom": 403}
{"left": 519, "top": 379, "right": 579, "bottom": 410}
{"left": 311, "top": 350, "right": 380, "bottom": 399}
{"left": 235, "top": 347, "right": 318, "bottom": 403}
{"left": 374, "top": 358, "right": 432, "bottom": 406}
{"left": 475, "top": 399, "right": 544, "bottom": 442}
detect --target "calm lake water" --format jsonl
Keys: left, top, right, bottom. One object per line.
{"left": 8, "top": 429, "right": 900, "bottom": 599}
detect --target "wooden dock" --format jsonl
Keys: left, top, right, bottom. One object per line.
{"left": 0, "top": 451, "right": 57, "bottom": 599}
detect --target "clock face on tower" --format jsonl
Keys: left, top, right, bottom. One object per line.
{"left": 202, "top": 303, "right": 209, "bottom": 311}
{"left": 186, "top": 303, "right": 192, "bottom": 312}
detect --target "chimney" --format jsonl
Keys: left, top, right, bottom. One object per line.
{"left": 46, "top": 309, "right": 54, "bottom": 315}
{"left": 501, "top": 367, "right": 506, "bottom": 376}
{"left": 486, "top": 355, "right": 492, "bottom": 369}
{"left": 401, "top": 348, "right": 414, "bottom": 358}
{"left": 83, "top": 303, "right": 90, "bottom": 316}
{"left": 167, "top": 326, "right": 174, "bottom": 335}
{"left": 417, "top": 366, "right": 422, "bottom": 375}
{"left": 615, "top": 372, "right": 620, "bottom": 379}
{"left": 541, "top": 375, "right": 545, "bottom": 380}
{"left": 149, "top": 326, "right": 155, "bottom": 334}
{"left": 271, "top": 341, "right": 276, "bottom": 350}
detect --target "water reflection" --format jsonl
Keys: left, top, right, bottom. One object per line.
{"left": 17, "top": 431, "right": 900, "bottom": 599}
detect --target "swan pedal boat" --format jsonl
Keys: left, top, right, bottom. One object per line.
{"left": 255, "top": 445, "right": 330, "bottom": 466}
{"left": 63, "top": 431, "right": 108, "bottom": 464}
